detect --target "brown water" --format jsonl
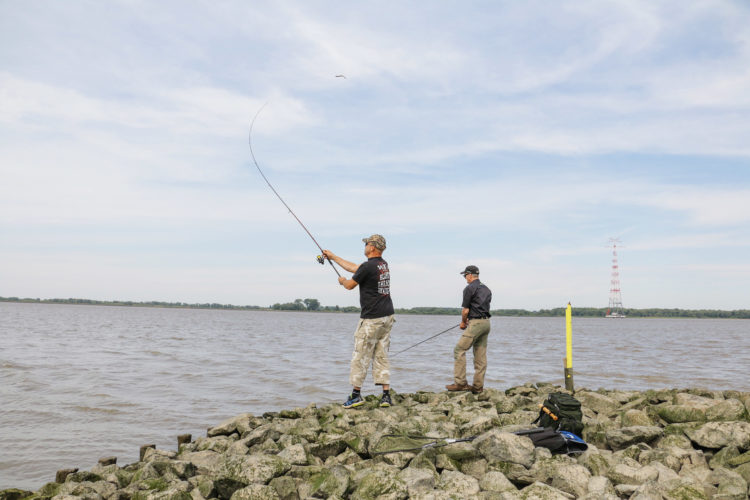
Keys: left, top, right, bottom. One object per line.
{"left": 1, "top": 302, "right": 748, "bottom": 489}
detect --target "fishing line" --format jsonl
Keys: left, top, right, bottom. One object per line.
{"left": 391, "top": 323, "right": 461, "bottom": 357}
{"left": 248, "top": 103, "right": 341, "bottom": 278}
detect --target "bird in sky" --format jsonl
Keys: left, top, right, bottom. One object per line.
{"left": 335, "top": 74, "right": 346, "bottom": 79}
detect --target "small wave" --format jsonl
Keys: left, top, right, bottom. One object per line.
{"left": 71, "top": 405, "right": 124, "bottom": 415}
{"left": 1, "top": 361, "right": 32, "bottom": 371}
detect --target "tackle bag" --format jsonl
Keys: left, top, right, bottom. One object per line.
{"left": 533, "top": 392, "right": 584, "bottom": 436}
{"left": 519, "top": 428, "right": 587, "bottom": 455}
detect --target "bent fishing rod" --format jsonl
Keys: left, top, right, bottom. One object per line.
{"left": 248, "top": 103, "right": 341, "bottom": 278}
{"left": 391, "top": 323, "right": 460, "bottom": 357}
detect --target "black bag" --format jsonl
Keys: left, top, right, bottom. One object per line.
{"left": 520, "top": 428, "right": 587, "bottom": 455}
{"left": 533, "top": 392, "right": 584, "bottom": 436}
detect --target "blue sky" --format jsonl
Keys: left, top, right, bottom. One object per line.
{"left": 2, "top": 1, "right": 749, "bottom": 310}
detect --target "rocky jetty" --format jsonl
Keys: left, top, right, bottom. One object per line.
{"left": 3, "top": 383, "right": 750, "bottom": 499}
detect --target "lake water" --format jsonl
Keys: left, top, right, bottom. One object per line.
{"left": 1, "top": 302, "right": 748, "bottom": 489}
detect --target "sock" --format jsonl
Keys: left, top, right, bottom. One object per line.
{"left": 352, "top": 388, "right": 361, "bottom": 397}
{"left": 383, "top": 389, "right": 390, "bottom": 395}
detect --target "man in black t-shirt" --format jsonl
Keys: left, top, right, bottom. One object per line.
{"left": 446, "top": 265, "right": 492, "bottom": 394}
{"left": 322, "top": 234, "right": 395, "bottom": 409}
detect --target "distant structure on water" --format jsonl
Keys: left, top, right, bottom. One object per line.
{"left": 606, "top": 238, "right": 626, "bottom": 318}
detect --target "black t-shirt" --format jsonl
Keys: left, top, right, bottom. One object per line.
{"left": 462, "top": 279, "right": 492, "bottom": 319}
{"left": 352, "top": 257, "right": 394, "bottom": 319}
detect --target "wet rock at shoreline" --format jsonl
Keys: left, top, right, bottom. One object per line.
{"left": 4, "top": 384, "right": 750, "bottom": 499}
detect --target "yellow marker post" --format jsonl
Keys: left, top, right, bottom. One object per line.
{"left": 564, "top": 302, "right": 575, "bottom": 392}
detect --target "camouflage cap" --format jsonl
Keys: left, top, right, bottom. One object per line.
{"left": 460, "top": 265, "right": 480, "bottom": 276}
{"left": 363, "top": 234, "right": 386, "bottom": 250}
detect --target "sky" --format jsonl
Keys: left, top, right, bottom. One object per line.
{"left": 2, "top": 1, "right": 750, "bottom": 310}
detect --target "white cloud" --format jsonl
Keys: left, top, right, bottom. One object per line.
{"left": 2, "top": 0, "right": 750, "bottom": 309}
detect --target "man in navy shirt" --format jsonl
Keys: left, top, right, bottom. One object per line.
{"left": 446, "top": 265, "right": 492, "bottom": 394}
{"left": 323, "top": 234, "right": 395, "bottom": 408}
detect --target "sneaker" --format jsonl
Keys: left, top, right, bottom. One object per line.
{"left": 471, "top": 385, "right": 483, "bottom": 394}
{"left": 343, "top": 393, "right": 364, "bottom": 409}
{"left": 379, "top": 393, "right": 392, "bottom": 407}
{"left": 445, "top": 383, "right": 472, "bottom": 392}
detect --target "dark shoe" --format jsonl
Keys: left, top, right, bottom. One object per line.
{"left": 471, "top": 385, "right": 483, "bottom": 394}
{"left": 379, "top": 393, "right": 392, "bottom": 407}
{"left": 445, "top": 383, "right": 472, "bottom": 392}
{"left": 343, "top": 393, "right": 364, "bottom": 409}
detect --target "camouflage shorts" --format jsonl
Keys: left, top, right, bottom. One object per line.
{"left": 350, "top": 314, "right": 395, "bottom": 387}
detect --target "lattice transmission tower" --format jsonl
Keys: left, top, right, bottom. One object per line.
{"left": 606, "top": 238, "right": 626, "bottom": 318}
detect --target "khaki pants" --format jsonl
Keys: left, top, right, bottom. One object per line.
{"left": 453, "top": 319, "right": 490, "bottom": 388}
{"left": 350, "top": 314, "right": 395, "bottom": 388}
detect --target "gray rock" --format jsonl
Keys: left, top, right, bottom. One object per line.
{"left": 530, "top": 458, "right": 591, "bottom": 498}
{"left": 575, "top": 391, "right": 620, "bottom": 416}
{"left": 350, "top": 464, "right": 407, "bottom": 500}
{"left": 216, "top": 454, "right": 290, "bottom": 486}
{"left": 661, "top": 480, "right": 710, "bottom": 500}
{"left": 622, "top": 409, "right": 652, "bottom": 427}
{"left": 308, "top": 437, "right": 347, "bottom": 460}
{"left": 179, "top": 450, "right": 223, "bottom": 476}
{"left": 268, "top": 476, "right": 298, "bottom": 500}
{"left": 442, "top": 441, "right": 479, "bottom": 462}
{"left": 585, "top": 475, "right": 616, "bottom": 497}
{"left": 657, "top": 433, "right": 694, "bottom": 449}
{"left": 733, "top": 462, "right": 750, "bottom": 485}
{"left": 658, "top": 404, "right": 707, "bottom": 423}
{"left": 577, "top": 447, "right": 613, "bottom": 477}
{"left": 193, "top": 435, "right": 235, "bottom": 454}
{"left": 396, "top": 467, "right": 437, "bottom": 496}
{"left": 207, "top": 413, "right": 254, "bottom": 438}
{"left": 379, "top": 451, "right": 415, "bottom": 469}
{"left": 638, "top": 448, "right": 683, "bottom": 473}
{"left": 473, "top": 429, "right": 535, "bottom": 468}
{"left": 458, "top": 457, "right": 488, "bottom": 481}
{"left": 478, "top": 470, "right": 516, "bottom": 493}
{"left": 277, "top": 444, "right": 307, "bottom": 466}
{"left": 709, "top": 466, "right": 748, "bottom": 500}
{"left": 675, "top": 393, "right": 718, "bottom": 408}
{"left": 309, "top": 464, "right": 350, "bottom": 498}
{"left": 229, "top": 483, "right": 280, "bottom": 500}
{"left": 438, "top": 469, "right": 480, "bottom": 497}
{"left": 518, "top": 481, "right": 575, "bottom": 499}
{"left": 629, "top": 480, "right": 666, "bottom": 499}
{"left": 705, "top": 399, "right": 748, "bottom": 422}
{"left": 606, "top": 425, "right": 664, "bottom": 450}
{"left": 685, "top": 421, "right": 750, "bottom": 449}
{"left": 710, "top": 445, "right": 741, "bottom": 469}
{"left": 726, "top": 450, "right": 750, "bottom": 466}
{"left": 606, "top": 458, "right": 659, "bottom": 485}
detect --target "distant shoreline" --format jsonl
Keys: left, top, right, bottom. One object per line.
{"left": 2, "top": 297, "right": 748, "bottom": 319}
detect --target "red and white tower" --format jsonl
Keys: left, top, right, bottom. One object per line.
{"left": 606, "top": 238, "right": 625, "bottom": 318}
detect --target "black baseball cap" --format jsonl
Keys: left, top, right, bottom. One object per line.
{"left": 460, "top": 265, "right": 479, "bottom": 276}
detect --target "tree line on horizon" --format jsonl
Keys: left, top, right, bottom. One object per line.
{"left": 2, "top": 296, "right": 749, "bottom": 319}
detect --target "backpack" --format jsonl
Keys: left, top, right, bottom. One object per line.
{"left": 533, "top": 392, "right": 584, "bottom": 436}
{"left": 517, "top": 427, "right": 588, "bottom": 455}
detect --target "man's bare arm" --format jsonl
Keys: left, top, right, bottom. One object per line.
{"left": 460, "top": 307, "right": 470, "bottom": 330}
{"left": 322, "top": 250, "right": 359, "bottom": 273}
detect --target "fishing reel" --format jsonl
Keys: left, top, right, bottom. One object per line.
{"left": 316, "top": 255, "right": 326, "bottom": 265}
